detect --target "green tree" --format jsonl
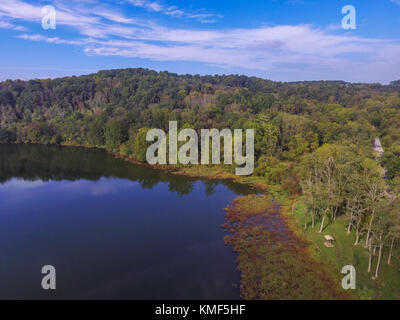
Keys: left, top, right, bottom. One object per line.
{"left": 105, "top": 119, "right": 128, "bottom": 151}
{"left": 134, "top": 127, "right": 151, "bottom": 162}
{"left": 88, "top": 117, "right": 106, "bottom": 146}
{"left": 244, "top": 116, "right": 279, "bottom": 159}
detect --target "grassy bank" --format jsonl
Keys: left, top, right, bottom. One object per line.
{"left": 293, "top": 203, "right": 400, "bottom": 300}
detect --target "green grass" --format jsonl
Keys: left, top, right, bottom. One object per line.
{"left": 294, "top": 203, "right": 400, "bottom": 300}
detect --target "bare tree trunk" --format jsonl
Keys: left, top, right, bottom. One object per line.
{"left": 311, "top": 213, "right": 315, "bottom": 229}
{"left": 365, "top": 210, "right": 375, "bottom": 247}
{"left": 347, "top": 221, "right": 352, "bottom": 234}
{"left": 354, "top": 231, "right": 360, "bottom": 246}
{"left": 368, "top": 240, "right": 373, "bottom": 273}
{"left": 332, "top": 206, "right": 338, "bottom": 221}
{"left": 319, "top": 215, "right": 325, "bottom": 234}
{"left": 373, "top": 246, "right": 377, "bottom": 256}
{"left": 388, "top": 237, "right": 395, "bottom": 265}
{"left": 291, "top": 201, "right": 297, "bottom": 215}
{"left": 374, "top": 242, "right": 383, "bottom": 279}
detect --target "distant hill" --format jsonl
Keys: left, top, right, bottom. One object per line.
{"left": 0, "top": 68, "right": 399, "bottom": 182}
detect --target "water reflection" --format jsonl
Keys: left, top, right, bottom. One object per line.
{"left": 0, "top": 144, "right": 255, "bottom": 300}
{"left": 0, "top": 144, "right": 256, "bottom": 197}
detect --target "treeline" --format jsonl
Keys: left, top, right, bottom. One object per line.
{"left": 0, "top": 69, "right": 399, "bottom": 181}
{"left": 298, "top": 144, "right": 399, "bottom": 279}
{"left": 1, "top": 69, "right": 399, "bottom": 177}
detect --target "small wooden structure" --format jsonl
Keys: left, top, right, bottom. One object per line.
{"left": 324, "top": 235, "right": 335, "bottom": 248}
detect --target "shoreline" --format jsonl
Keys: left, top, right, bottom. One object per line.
{"left": 3, "top": 142, "right": 354, "bottom": 299}
{"left": 95, "top": 144, "right": 355, "bottom": 299}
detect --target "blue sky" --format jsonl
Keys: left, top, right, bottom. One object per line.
{"left": 0, "top": 0, "right": 400, "bottom": 83}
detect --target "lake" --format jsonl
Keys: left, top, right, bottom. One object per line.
{"left": 0, "top": 144, "right": 256, "bottom": 300}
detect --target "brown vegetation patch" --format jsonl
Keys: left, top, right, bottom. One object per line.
{"left": 223, "top": 195, "right": 353, "bottom": 300}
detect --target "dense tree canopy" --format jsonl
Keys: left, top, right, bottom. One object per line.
{"left": 0, "top": 68, "right": 399, "bottom": 183}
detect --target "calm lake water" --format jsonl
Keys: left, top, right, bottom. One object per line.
{"left": 0, "top": 144, "right": 256, "bottom": 300}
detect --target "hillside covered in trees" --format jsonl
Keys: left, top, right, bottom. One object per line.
{"left": 1, "top": 68, "right": 400, "bottom": 297}
{"left": 1, "top": 69, "right": 399, "bottom": 182}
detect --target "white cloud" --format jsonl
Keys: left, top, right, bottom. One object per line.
{"left": 390, "top": 0, "right": 400, "bottom": 5}
{"left": 187, "top": 13, "right": 223, "bottom": 24}
{"left": 126, "top": 0, "right": 222, "bottom": 23}
{"left": 1, "top": 0, "right": 400, "bottom": 82}
{"left": 20, "top": 24, "right": 399, "bottom": 81}
{"left": 91, "top": 10, "right": 137, "bottom": 24}
{"left": 0, "top": 20, "right": 26, "bottom": 31}
{"left": 18, "top": 34, "right": 85, "bottom": 45}
{"left": 128, "top": 0, "right": 164, "bottom": 12}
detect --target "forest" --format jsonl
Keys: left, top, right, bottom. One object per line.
{"left": 0, "top": 68, "right": 399, "bottom": 298}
